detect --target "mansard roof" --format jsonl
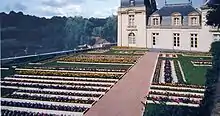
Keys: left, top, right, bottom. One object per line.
{"left": 152, "top": 3, "right": 200, "bottom": 16}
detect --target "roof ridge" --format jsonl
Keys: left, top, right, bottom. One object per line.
{"left": 165, "top": 3, "right": 192, "bottom": 7}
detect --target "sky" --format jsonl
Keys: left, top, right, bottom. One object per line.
{"left": 0, "top": 0, "right": 205, "bottom": 18}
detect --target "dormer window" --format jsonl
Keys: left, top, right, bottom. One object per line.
{"left": 188, "top": 12, "right": 200, "bottom": 26}
{"left": 174, "top": 18, "right": 180, "bottom": 25}
{"left": 172, "top": 12, "right": 182, "bottom": 26}
{"left": 129, "top": 0, "right": 135, "bottom": 6}
{"left": 153, "top": 18, "right": 159, "bottom": 26}
{"left": 191, "top": 17, "right": 197, "bottom": 26}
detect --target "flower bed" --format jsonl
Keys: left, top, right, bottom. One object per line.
{"left": 13, "top": 75, "right": 117, "bottom": 83}
{"left": 22, "top": 67, "right": 127, "bottom": 72}
{"left": 159, "top": 53, "right": 178, "bottom": 58}
{"left": 1, "top": 101, "right": 87, "bottom": 112}
{"left": 6, "top": 93, "right": 95, "bottom": 104}
{"left": 58, "top": 54, "right": 140, "bottom": 64}
{"left": 1, "top": 82, "right": 108, "bottom": 92}
{"left": 151, "top": 83, "right": 205, "bottom": 89}
{"left": 182, "top": 52, "right": 212, "bottom": 57}
{"left": 17, "top": 89, "right": 101, "bottom": 98}
{"left": 149, "top": 91, "right": 203, "bottom": 98}
{"left": 16, "top": 70, "right": 121, "bottom": 79}
{"left": 87, "top": 49, "right": 109, "bottom": 53}
{"left": 153, "top": 59, "right": 162, "bottom": 83}
{"left": 1, "top": 109, "right": 55, "bottom": 116}
{"left": 191, "top": 60, "right": 212, "bottom": 66}
{"left": 150, "top": 86, "right": 204, "bottom": 93}
{"left": 3, "top": 79, "right": 112, "bottom": 87}
{"left": 164, "top": 60, "right": 173, "bottom": 83}
{"left": 147, "top": 96, "right": 200, "bottom": 104}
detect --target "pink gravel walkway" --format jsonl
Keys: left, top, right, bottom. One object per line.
{"left": 84, "top": 52, "right": 159, "bottom": 116}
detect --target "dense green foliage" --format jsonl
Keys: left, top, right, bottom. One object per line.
{"left": 206, "top": 2, "right": 220, "bottom": 28}
{"left": 1, "top": 11, "right": 117, "bottom": 58}
{"left": 144, "top": 104, "right": 200, "bottom": 116}
{"left": 199, "top": 41, "right": 220, "bottom": 116}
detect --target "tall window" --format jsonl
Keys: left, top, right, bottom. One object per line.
{"left": 153, "top": 18, "right": 159, "bottom": 26}
{"left": 128, "top": 15, "right": 135, "bottom": 27}
{"left": 191, "top": 17, "right": 197, "bottom": 26}
{"left": 128, "top": 32, "right": 136, "bottom": 44}
{"left": 191, "top": 34, "right": 198, "bottom": 48}
{"left": 152, "top": 33, "right": 159, "bottom": 45}
{"left": 173, "top": 33, "right": 180, "bottom": 47}
{"left": 173, "top": 18, "right": 180, "bottom": 26}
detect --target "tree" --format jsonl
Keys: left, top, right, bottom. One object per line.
{"left": 206, "top": 1, "right": 220, "bottom": 28}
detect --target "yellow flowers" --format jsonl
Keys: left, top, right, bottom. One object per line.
{"left": 58, "top": 54, "right": 139, "bottom": 64}
{"left": 17, "top": 70, "right": 122, "bottom": 79}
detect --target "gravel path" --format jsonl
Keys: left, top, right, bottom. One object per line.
{"left": 84, "top": 52, "right": 159, "bottom": 116}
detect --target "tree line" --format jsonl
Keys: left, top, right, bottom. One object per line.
{"left": 0, "top": 11, "right": 117, "bottom": 58}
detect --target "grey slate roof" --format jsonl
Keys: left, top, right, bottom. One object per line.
{"left": 152, "top": 4, "right": 200, "bottom": 16}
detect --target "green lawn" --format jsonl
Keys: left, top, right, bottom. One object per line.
{"left": 144, "top": 103, "right": 199, "bottom": 116}
{"left": 1, "top": 69, "right": 15, "bottom": 78}
{"left": 1, "top": 88, "right": 18, "bottom": 97}
{"left": 178, "top": 55, "right": 211, "bottom": 85}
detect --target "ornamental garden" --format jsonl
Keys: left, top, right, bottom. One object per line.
{"left": 1, "top": 48, "right": 145, "bottom": 116}
{"left": 144, "top": 52, "right": 212, "bottom": 116}
{"left": 1, "top": 48, "right": 213, "bottom": 116}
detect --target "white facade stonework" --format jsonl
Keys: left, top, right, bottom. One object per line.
{"left": 117, "top": 1, "right": 220, "bottom": 52}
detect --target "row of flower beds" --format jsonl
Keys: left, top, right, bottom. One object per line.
{"left": 13, "top": 75, "right": 118, "bottom": 83}
{"left": 1, "top": 100, "right": 87, "bottom": 112}
{"left": 147, "top": 96, "right": 200, "bottom": 104}
{"left": 153, "top": 59, "right": 162, "bottom": 83}
{"left": 182, "top": 52, "right": 212, "bottom": 57}
{"left": 87, "top": 49, "right": 109, "bottom": 53}
{"left": 3, "top": 79, "right": 112, "bottom": 87}
{"left": 151, "top": 83, "right": 205, "bottom": 89}
{"left": 191, "top": 60, "right": 212, "bottom": 66}
{"left": 164, "top": 60, "right": 173, "bottom": 83}
{"left": 58, "top": 54, "right": 140, "bottom": 64}
{"left": 6, "top": 93, "right": 95, "bottom": 104}
{"left": 149, "top": 91, "right": 203, "bottom": 98}
{"left": 150, "top": 86, "right": 204, "bottom": 93}
{"left": 16, "top": 70, "right": 122, "bottom": 79}
{"left": 113, "top": 51, "right": 146, "bottom": 55}
{"left": 17, "top": 89, "right": 101, "bottom": 98}
{"left": 159, "top": 53, "right": 178, "bottom": 58}
{"left": 1, "top": 82, "right": 108, "bottom": 92}
{"left": 1, "top": 109, "right": 56, "bottom": 116}
{"left": 22, "top": 67, "right": 127, "bottom": 72}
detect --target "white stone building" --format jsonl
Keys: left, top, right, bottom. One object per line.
{"left": 117, "top": 0, "right": 220, "bottom": 52}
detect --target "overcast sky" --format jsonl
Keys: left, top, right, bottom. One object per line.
{"left": 0, "top": 0, "right": 204, "bottom": 18}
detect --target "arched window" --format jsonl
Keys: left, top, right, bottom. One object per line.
{"left": 128, "top": 32, "right": 136, "bottom": 44}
